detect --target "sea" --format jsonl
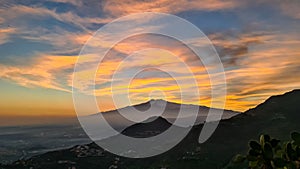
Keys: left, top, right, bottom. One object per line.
{"left": 0, "top": 123, "right": 90, "bottom": 164}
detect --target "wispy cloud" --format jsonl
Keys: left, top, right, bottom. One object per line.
{"left": 103, "top": 0, "right": 240, "bottom": 17}
{"left": 0, "top": 54, "right": 76, "bottom": 92}
{"left": 209, "top": 31, "right": 274, "bottom": 67}
{"left": 275, "top": 1, "right": 300, "bottom": 19}
{"left": 219, "top": 31, "right": 300, "bottom": 110}
{"left": 0, "top": 0, "right": 300, "bottom": 114}
{"left": 47, "top": 0, "right": 84, "bottom": 7}
{"left": 0, "top": 27, "right": 17, "bottom": 45}
{"left": 1, "top": 28, "right": 299, "bottom": 112}
{"left": 0, "top": 4, "right": 111, "bottom": 30}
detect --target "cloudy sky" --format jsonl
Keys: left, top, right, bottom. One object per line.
{"left": 0, "top": 0, "right": 300, "bottom": 119}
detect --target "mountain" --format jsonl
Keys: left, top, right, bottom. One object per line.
{"left": 88, "top": 99, "right": 239, "bottom": 132}
{"left": 77, "top": 99, "right": 239, "bottom": 144}
{"left": 2, "top": 90, "right": 300, "bottom": 169}
{"left": 121, "top": 116, "right": 172, "bottom": 138}
{"left": 192, "top": 89, "right": 300, "bottom": 168}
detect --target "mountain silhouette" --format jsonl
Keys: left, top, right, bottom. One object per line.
{"left": 91, "top": 99, "right": 239, "bottom": 133}
{"left": 121, "top": 116, "right": 172, "bottom": 138}
{"left": 2, "top": 90, "right": 300, "bottom": 169}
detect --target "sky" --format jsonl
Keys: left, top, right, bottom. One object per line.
{"left": 0, "top": 0, "right": 300, "bottom": 121}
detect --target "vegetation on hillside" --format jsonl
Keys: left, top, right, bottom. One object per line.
{"left": 230, "top": 132, "right": 300, "bottom": 169}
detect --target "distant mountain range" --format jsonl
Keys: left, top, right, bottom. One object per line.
{"left": 2, "top": 89, "right": 300, "bottom": 169}
{"left": 87, "top": 99, "right": 239, "bottom": 133}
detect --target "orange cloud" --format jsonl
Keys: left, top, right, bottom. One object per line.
{"left": 0, "top": 54, "right": 76, "bottom": 92}
{"left": 219, "top": 31, "right": 300, "bottom": 111}
{"left": 103, "top": 0, "right": 239, "bottom": 16}
{"left": 1, "top": 29, "right": 299, "bottom": 113}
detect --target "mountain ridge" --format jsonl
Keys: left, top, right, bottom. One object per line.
{"left": 2, "top": 89, "right": 300, "bottom": 169}
{"left": 93, "top": 98, "right": 239, "bottom": 115}
{"left": 90, "top": 98, "right": 240, "bottom": 131}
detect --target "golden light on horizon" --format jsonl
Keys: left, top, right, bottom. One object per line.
{"left": 0, "top": 1, "right": 300, "bottom": 118}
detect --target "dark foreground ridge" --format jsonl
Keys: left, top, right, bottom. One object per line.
{"left": 121, "top": 116, "right": 172, "bottom": 138}
{"left": 1, "top": 89, "right": 300, "bottom": 169}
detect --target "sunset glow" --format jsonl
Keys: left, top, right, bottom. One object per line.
{"left": 0, "top": 0, "right": 300, "bottom": 119}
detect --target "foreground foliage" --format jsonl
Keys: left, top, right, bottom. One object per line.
{"left": 232, "top": 132, "right": 300, "bottom": 169}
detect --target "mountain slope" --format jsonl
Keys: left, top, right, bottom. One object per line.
{"left": 121, "top": 116, "right": 172, "bottom": 138}
{"left": 194, "top": 89, "right": 300, "bottom": 168}
{"left": 92, "top": 99, "right": 239, "bottom": 132}
{"left": 2, "top": 90, "right": 300, "bottom": 169}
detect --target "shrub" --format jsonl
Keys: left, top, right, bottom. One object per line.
{"left": 232, "top": 132, "right": 300, "bottom": 169}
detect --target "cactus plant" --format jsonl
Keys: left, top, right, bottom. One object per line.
{"left": 232, "top": 132, "right": 300, "bottom": 169}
